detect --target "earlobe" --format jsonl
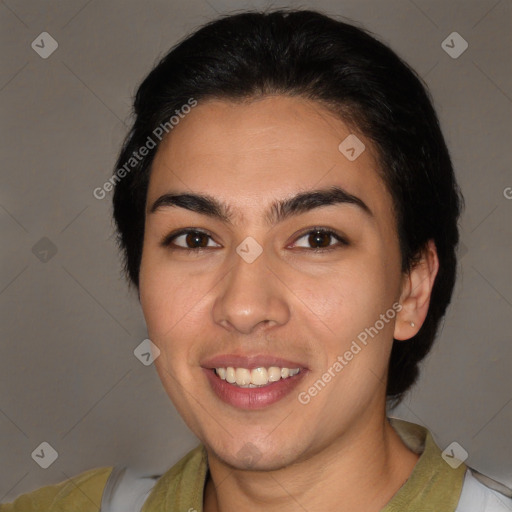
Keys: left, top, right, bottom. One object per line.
{"left": 394, "top": 240, "right": 439, "bottom": 341}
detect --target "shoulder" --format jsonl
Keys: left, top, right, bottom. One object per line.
{"left": 97, "top": 445, "right": 206, "bottom": 512}
{"left": 0, "top": 466, "right": 114, "bottom": 512}
{"left": 456, "top": 468, "right": 512, "bottom": 512}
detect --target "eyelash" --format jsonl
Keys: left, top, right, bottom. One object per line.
{"left": 160, "top": 227, "right": 349, "bottom": 253}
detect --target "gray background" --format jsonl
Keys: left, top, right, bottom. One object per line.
{"left": 1, "top": 0, "right": 511, "bottom": 503}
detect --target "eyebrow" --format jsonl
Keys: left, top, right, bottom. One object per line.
{"left": 148, "top": 185, "right": 373, "bottom": 226}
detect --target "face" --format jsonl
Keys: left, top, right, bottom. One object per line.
{"left": 139, "top": 95, "right": 406, "bottom": 470}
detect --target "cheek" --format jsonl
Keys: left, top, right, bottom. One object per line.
{"left": 299, "top": 259, "right": 398, "bottom": 401}
{"left": 138, "top": 250, "right": 224, "bottom": 389}
{"left": 139, "top": 258, "right": 202, "bottom": 398}
{"left": 317, "top": 259, "right": 392, "bottom": 334}
{"left": 139, "top": 250, "right": 206, "bottom": 337}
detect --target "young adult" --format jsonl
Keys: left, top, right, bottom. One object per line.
{"left": 3, "top": 9, "right": 510, "bottom": 512}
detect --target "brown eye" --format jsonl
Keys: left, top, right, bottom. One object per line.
{"left": 161, "top": 229, "right": 220, "bottom": 251}
{"left": 293, "top": 228, "right": 348, "bottom": 251}
{"left": 183, "top": 232, "right": 209, "bottom": 248}
{"left": 161, "top": 227, "right": 348, "bottom": 253}
{"left": 308, "top": 231, "right": 331, "bottom": 248}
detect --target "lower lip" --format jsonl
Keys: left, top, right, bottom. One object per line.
{"left": 203, "top": 368, "right": 307, "bottom": 410}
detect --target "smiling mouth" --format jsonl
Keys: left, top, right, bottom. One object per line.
{"left": 214, "top": 366, "right": 301, "bottom": 388}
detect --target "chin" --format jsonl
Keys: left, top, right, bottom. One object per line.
{"left": 219, "top": 449, "right": 292, "bottom": 472}
{"left": 206, "top": 435, "right": 305, "bottom": 472}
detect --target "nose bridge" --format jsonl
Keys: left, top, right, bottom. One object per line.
{"left": 212, "top": 239, "right": 289, "bottom": 334}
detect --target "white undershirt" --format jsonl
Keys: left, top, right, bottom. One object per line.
{"left": 99, "top": 465, "right": 512, "bottom": 512}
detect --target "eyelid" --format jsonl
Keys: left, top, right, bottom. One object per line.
{"left": 160, "top": 228, "right": 219, "bottom": 249}
{"left": 160, "top": 227, "right": 349, "bottom": 251}
{"left": 289, "top": 227, "right": 349, "bottom": 250}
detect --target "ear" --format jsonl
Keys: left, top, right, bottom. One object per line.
{"left": 394, "top": 239, "right": 439, "bottom": 341}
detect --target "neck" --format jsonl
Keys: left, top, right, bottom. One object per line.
{"left": 203, "top": 415, "right": 420, "bottom": 512}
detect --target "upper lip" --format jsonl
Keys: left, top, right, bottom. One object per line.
{"left": 201, "top": 354, "right": 307, "bottom": 370}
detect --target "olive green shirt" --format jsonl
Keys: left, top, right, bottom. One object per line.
{"left": 1, "top": 418, "right": 467, "bottom": 511}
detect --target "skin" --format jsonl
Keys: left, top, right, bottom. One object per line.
{"left": 139, "top": 95, "right": 439, "bottom": 511}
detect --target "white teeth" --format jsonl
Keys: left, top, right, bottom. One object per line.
{"left": 251, "top": 367, "right": 268, "bottom": 385}
{"left": 226, "top": 367, "right": 236, "bottom": 383}
{"left": 267, "top": 366, "right": 281, "bottom": 382}
{"left": 214, "top": 366, "right": 301, "bottom": 387}
{"left": 235, "top": 368, "right": 251, "bottom": 386}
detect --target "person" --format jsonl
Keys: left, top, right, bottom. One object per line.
{"left": 2, "top": 8, "right": 511, "bottom": 512}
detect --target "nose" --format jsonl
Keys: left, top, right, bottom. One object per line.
{"left": 212, "top": 244, "right": 290, "bottom": 335}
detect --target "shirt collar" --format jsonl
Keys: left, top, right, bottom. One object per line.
{"left": 141, "top": 418, "right": 467, "bottom": 512}
{"left": 382, "top": 417, "right": 466, "bottom": 512}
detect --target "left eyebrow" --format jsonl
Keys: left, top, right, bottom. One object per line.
{"left": 148, "top": 185, "right": 373, "bottom": 226}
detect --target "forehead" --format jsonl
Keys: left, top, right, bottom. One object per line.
{"left": 147, "top": 95, "right": 390, "bottom": 224}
